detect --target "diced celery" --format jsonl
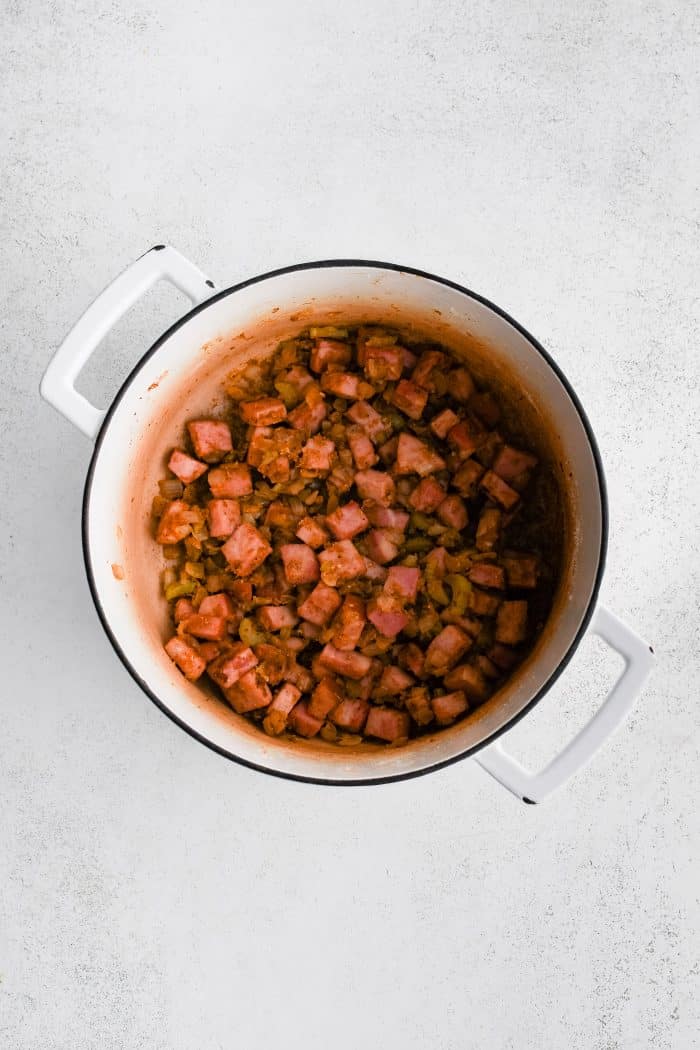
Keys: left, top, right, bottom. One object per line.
{"left": 165, "top": 580, "right": 196, "bottom": 602}
{"left": 309, "top": 326, "right": 349, "bottom": 339}
{"left": 185, "top": 561, "right": 205, "bottom": 580}
{"left": 402, "top": 536, "right": 432, "bottom": 553}
{"left": 239, "top": 617, "right": 266, "bottom": 647}
{"left": 446, "top": 574, "right": 472, "bottom": 616}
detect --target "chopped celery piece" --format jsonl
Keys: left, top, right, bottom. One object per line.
{"left": 239, "top": 618, "right": 266, "bottom": 647}
{"left": 402, "top": 536, "right": 432, "bottom": 553}
{"left": 165, "top": 580, "right": 196, "bottom": 602}
{"left": 309, "top": 326, "right": 348, "bottom": 339}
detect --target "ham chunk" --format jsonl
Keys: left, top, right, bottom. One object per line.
{"left": 365, "top": 529, "right": 400, "bottom": 565}
{"left": 208, "top": 645, "right": 258, "bottom": 689}
{"left": 409, "top": 477, "right": 446, "bottom": 513}
{"left": 495, "top": 601, "right": 529, "bottom": 644}
{"left": 326, "top": 501, "right": 370, "bottom": 540}
{"left": 300, "top": 435, "right": 335, "bottom": 474}
{"left": 469, "top": 588, "right": 500, "bottom": 616}
{"left": 501, "top": 553, "right": 539, "bottom": 589}
{"left": 346, "top": 401, "right": 391, "bottom": 443}
{"left": 384, "top": 566, "right": 420, "bottom": 602}
{"left": 406, "top": 687, "right": 434, "bottom": 726}
{"left": 207, "top": 498, "right": 240, "bottom": 538}
{"left": 424, "top": 625, "right": 471, "bottom": 675}
{"left": 227, "top": 668, "right": 272, "bottom": 713}
{"left": 332, "top": 595, "right": 366, "bottom": 650}
{"left": 156, "top": 500, "right": 195, "bottom": 544}
{"left": 287, "top": 399, "right": 327, "bottom": 435}
{"left": 168, "top": 448, "right": 208, "bottom": 484}
{"left": 280, "top": 543, "right": 320, "bottom": 585}
{"left": 375, "top": 665, "right": 414, "bottom": 697}
{"left": 263, "top": 682, "right": 302, "bottom": 736}
{"left": 443, "top": 662, "right": 490, "bottom": 702}
{"left": 208, "top": 463, "right": 253, "bottom": 498}
{"left": 395, "top": 433, "right": 446, "bottom": 476}
{"left": 308, "top": 677, "right": 344, "bottom": 719}
{"left": 355, "top": 469, "right": 395, "bottom": 506}
{"left": 174, "top": 598, "right": 194, "bottom": 624}
{"left": 449, "top": 367, "right": 476, "bottom": 402}
{"left": 392, "top": 379, "right": 428, "bottom": 420}
{"left": 476, "top": 507, "right": 501, "bottom": 551}
{"left": 165, "top": 636, "right": 206, "bottom": 681}
{"left": 257, "top": 605, "right": 299, "bottom": 631}
{"left": 222, "top": 523, "right": 272, "bottom": 577}
{"left": 364, "top": 707, "right": 410, "bottom": 742}
{"left": 364, "top": 345, "right": 403, "bottom": 382}
{"left": 436, "top": 494, "right": 468, "bottom": 530}
{"left": 297, "top": 583, "right": 342, "bottom": 625}
{"left": 330, "top": 698, "right": 370, "bottom": 732}
{"left": 367, "top": 594, "right": 409, "bottom": 638}
{"left": 399, "top": 642, "right": 426, "bottom": 679}
{"left": 318, "top": 540, "right": 366, "bottom": 585}
{"left": 264, "top": 500, "right": 297, "bottom": 530}
{"left": 187, "top": 419, "right": 233, "bottom": 462}
{"left": 480, "top": 470, "right": 520, "bottom": 510}
{"left": 348, "top": 428, "right": 378, "bottom": 470}
{"left": 492, "top": 445, "right": 538, "bottom": 483}
{"left": 240, "top": 397, "right": 287, "bottom": 426}
{"left": 447, "top": 421, "right": 479, "bottom": 460}
{"left": 363, "top": 557, "right": 388, "bottom": 582}
{"left": 432, "top": 690, "right": 469, "bottom": 725}
{"left": 320, "top": 372, "right": 373, "bottom": 400}
{"left": 288, "top": 701, "right": 324, "bottom": 737}
{"left": 469, "top": 563, "right": 506, "bottom": 589}
{"left": 295, "top": 516, "right": 329, "bottom": 548}
{"left": 430, "top": 408, "right": 459, "bottom": 439}
{"left": 411, "top": 350, "right": 446, "bottom": 390}
{"left": 310, "top": 338, "right": 352, "bottom": 373}
{"left": 363, "top": 504, "right": 409, "bottom": 530}
{"left": 488, "top": 644, "right": 519, "bottom": 670}
{"left": 452, "top": 459, "right": 484, "bottom": 497}
{"left": 182, "top": 614, "right": 227, "bottom": 641}
{"left": 198, "top": 593, "right": 235, "bottom": 619}
{"left": 319, "top": 644, "right": 372, "bottom": 680}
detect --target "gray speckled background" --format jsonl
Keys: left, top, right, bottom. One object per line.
{"left": 2, "top": 2, "right": 698, "bottom": 1047}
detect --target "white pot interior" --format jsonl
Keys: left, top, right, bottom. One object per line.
{"left": 85, "top": 263, "right": 604, "bottom": 782}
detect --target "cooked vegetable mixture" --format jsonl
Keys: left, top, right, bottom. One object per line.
{"left": 155, "top": 326, "right": 560, "bottom": 746}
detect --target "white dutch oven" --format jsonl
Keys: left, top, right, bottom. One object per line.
{"left": 41, "top": 246, "right": 654, "bottom": 802}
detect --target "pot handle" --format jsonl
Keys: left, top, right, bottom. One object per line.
{"left": 40, "top": 244, "right": 216, "bottom": 440}
{"left": 474, "top": 605, "right": 654, "bottom": 803}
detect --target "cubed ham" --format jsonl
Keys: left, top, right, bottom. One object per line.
{"left": 348, "top": 428, "right": 378, "bottom": 470}
{"left": 378, "top": 436, "right": 399, "bottom": 466}
{"left": 174, "top": 598, "right": 194, "bottom": 623}
{"left": 182, "top": 614, "right": 228, "bottom": 641}
{"left": 278, "top": 364, "right": 313, "bottom": 395}
{"left": 424, "top": 625, "right": 471, "bottom": 675}
{"left": 384, "top": 566, "right": 420, "bottom": 602}
{"left": 300, "top": 621, "right": 321, "bottom": 640}
{"left": 346, "top": 401, "right": 391, "bottom": 443}
{"left": 197, "top": 641, "right": 222, "bottom": 664}
{"left": 354, "top": 469, "right": 395, "bottom": 506}
{"left": 364, "top": 345, "right": 403, "bottom": 382}
{"left": 308, "top": 677, "right": 344, "bottom": 719}
{"left": 319, "top": 644, "right": 372, "bottom": 679}
{"left": 450, "top": 368, "right": 476, "bottom": 402}
{"left": 364, "top": 707, "right": 410, "bottom": 742}
{"left": 391, "top": 379, "right": 428, "bottom": 420}
{"left": 245, "top": 426, "right": 274, "bottom": 467}
{"left": 208, "top": 645, "right": 259, "bottom": 689}
{"left": 492, "top": 445, "right": 538, "bottom": 483}
{"left": 480, "top": 470, "right": 520, "bottom": 510}
{"left": 452, "top": 459, "right": 484, "bottom": 497}
{"left": 280, "top": 543, "right": 320, "bottom": 585}
{"left": 240, "top": 397, "right": 287, "bottom": 426}
{"left": 257, "top": 605, "right": 299, "bottom": 631}
{"left": 262, "top": 682, "right": 302, "bottom": 736}
{"left": 375, "top": 665, "right": 414, "bottom": 697}
{"left": 443, "top": 663, "right": 490, "bottom": 702}
{"left": 399, "top": 643, "right": 426, "bottom": 679}
{"left": 326, "top": 501, "right": 369, "bottom": 540}
{"left": 501, "top": 553, "right": 539, "bottom": 589}
{"left": 287, "top": 399, "right": 327, "bottom": 434}
{"left": 400, "top": 346, "right": 417, "bottom": 370}
{"left": 295, "top": 516, "right": 329, "bottom": 548}
{"left": 495, "top": 601, "right": 529, "bottom": 644}
{"left": 320, "top": 372, "right": 373, "bottom": 400}
{"left": 318, "top": 540, "right": 366, "bottom": 585}
{"left": 406, "top": 687, "right": 433, "bottom": 726}
{"left": 156, "top": 500, "right": 195, "bottom": 544}
{"left": 469, "top": 392, "right": 501, "bottom": 427}
{"left": 469, "top": 588, "right": 501, "bottom": 616}
{"left": 436, "top": 495, "right": 468, "bottom": 530}
{"left": 487, "top": 644, "right": 519, "bottom": 670}
{"left": 284, "top": 662, "right": 315, "bottom": 693}
{"left": 165, "top": 636, "right": 206, "bottom": 681}
{"left": 476, "top": 508, "right": 501, "bottom": 551}
{"left": 229, "top": 580, "right": 253, "bottom": 604}
{"left": 287, "top": 701, "right": 324, "bottom": 738}
{"left": 468, "top": 563, "right": 506, "bottom": 589}
{"left": 208, "top": 463, "right": 253, "bottom": 498}
{"left": 187, "top": 419, "right": 233, "bottom": 462}
{"left": 367, "top": 594, "right": 409, "bottom": 638}
{"left": 310, "top": 338, "right": 352, "bottom": 373}
{"left": 476, "top": 655, "right": 500, "bottom": 680}
{"left": 264, "top": 500, "right": 297, "bottom": 530}
{"left": 365, "top": 529, "right": 400, "bottom": 565}
{"left": 395, "top": 433, "right": 446, "bottom": 476}
{"left": 207, "top": 498, "right": 240, "bottom": 538}
{"left": 411, "top": 350, "right": 446, "bottom": 390}
{"left": 432, "top": 690, "right": 469, "bottom": 725}
{"left": 222, "top": 523, "right": 272, "bottom": 577}
{"left": 300, "top": 435, "right": 335, "bottom": 474}
{"left": 430, "top": 408, "right": 460, "bottom": 440}
{"left": 409, "top": 477, "right": 446, "bottom": 513}
{"left": 297, "top": 583, "right": 342, "bottom": 625}
{"left": 330, "top": 698, "right": 370, "bottom": 732}
{"left": 332, "top": 595, "right": 366, "bottom": 650}
{"left": 168, "top": 448, "right": 208, "bottom": 484}
{"left": 363, "top": 503, "right": 409, "bottom": 530}
{"left": 199, "top": 593, "right": 235, "bottom": 619}
{"left": 446, "top": 420, "right": 479, "bottom": 460}
{"left": 425, "top": 546, "right": 448, "bottom": 578}
{"left": 226, "top": 669, "right": 272, "bottom": 713}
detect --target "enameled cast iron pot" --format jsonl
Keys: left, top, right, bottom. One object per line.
{"left": 41, "top": 246, "right": 654, "bottom": 802}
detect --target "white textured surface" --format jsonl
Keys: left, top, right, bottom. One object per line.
{"left": 2, "top": 2, "right": 698, "bottom": 1047}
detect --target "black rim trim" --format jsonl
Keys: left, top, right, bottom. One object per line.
{"left": 82, "top": 256, "right": 609, "bottom": 788}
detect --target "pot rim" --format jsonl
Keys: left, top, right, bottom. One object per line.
{"left": 82, "top": 258, "right": 609, "bottom": 786}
